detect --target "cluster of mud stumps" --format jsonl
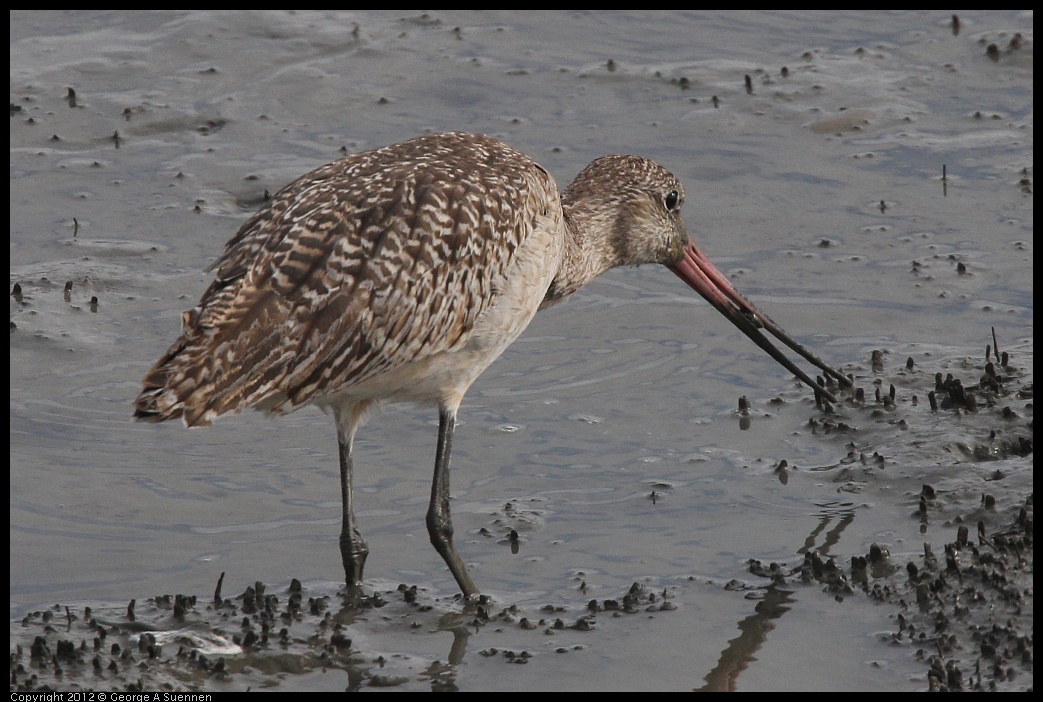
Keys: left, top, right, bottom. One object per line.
{"left": 11, "top": 576, "right": 672, "bottom": 692}
{"left": 745, "top": 331, "right": 1032, "bottom": 692}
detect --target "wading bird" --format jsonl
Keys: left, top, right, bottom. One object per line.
{"left": 135, "top": 132, "right": 847, "bottom": 601}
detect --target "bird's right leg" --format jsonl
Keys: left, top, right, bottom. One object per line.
{"left": 333, "top": 404, "right": 369, "bottom": 593}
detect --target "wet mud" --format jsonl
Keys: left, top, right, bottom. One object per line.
{"left": 11, "top": 333, "right": 1031, "bottom": 692}
{"left": 11, "top": 10, "right": 1032, "bottom": 692}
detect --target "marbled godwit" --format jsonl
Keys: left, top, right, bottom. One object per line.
{"left": 135, "top": 131, "right": 847, "bottom": 600}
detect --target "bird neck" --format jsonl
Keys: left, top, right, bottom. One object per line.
{"left": 543, "top": 203, "right": 623, "bottom": 306}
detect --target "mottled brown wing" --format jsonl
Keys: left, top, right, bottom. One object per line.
{"left": 135, "top": 133, "right": 558, "bottom": 426}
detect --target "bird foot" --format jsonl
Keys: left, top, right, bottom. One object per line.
{"left": 458, "top": 591, "right": 493, "bottom": 612}
{"left": 340, "top": 582, "right": 386, "bottom": 609}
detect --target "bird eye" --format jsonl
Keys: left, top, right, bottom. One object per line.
{"left": 664, "top": 190, "right": 680, "bottom": 211}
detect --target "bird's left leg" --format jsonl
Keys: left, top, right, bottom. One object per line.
{"left": 428, "top": 403, "right": 479, "bottom": 600}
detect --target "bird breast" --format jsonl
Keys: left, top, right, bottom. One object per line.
{"left": 321, "top": 206, "right": 564, "bottom": 411}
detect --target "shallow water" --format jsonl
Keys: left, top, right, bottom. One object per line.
{"left": 10, "top": 10, "right": 1033, "bottom": 691}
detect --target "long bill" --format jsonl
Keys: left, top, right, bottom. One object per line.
{"left": 667, "top": 240, "right": 850, "bottom": 404}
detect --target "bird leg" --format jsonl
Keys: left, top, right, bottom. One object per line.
{"left": 334, "top": 409, "right": 369, "bottom": 593}
{"left": 428, "top": 404, "right": 479, "bottom": 600}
